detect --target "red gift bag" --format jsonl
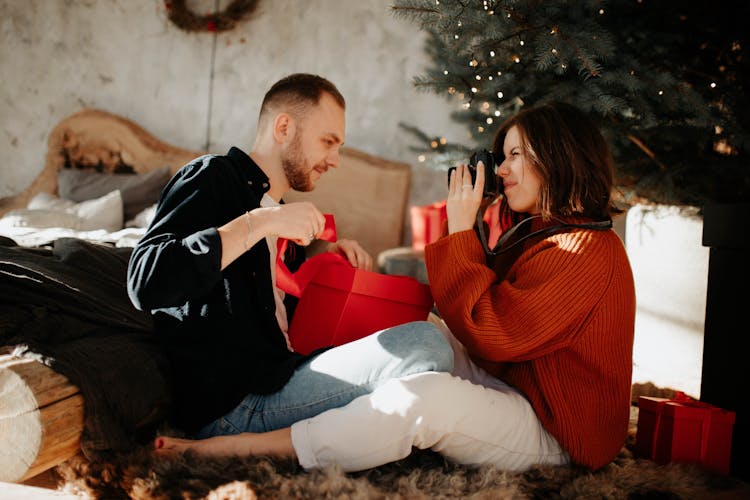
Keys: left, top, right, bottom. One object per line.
{"left": 410, "top": 200, "right": 447, "bottom": 250}
{"left": 287, "top": 254, "right": 434, "bottom": 355}
{"left": 636, "top": 393, "right": 736, "bottom": 475}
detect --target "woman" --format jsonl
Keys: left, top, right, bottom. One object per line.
{"left": 156, "top": 101, "right": 636, "bottom": 473}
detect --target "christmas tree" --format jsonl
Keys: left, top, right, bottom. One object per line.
{"left": 393, "top": 0, "right": 749, "bottom": 206}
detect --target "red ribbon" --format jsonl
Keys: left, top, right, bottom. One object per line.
{"left": 276, "top": 214, "right": 338, "bottom": 297}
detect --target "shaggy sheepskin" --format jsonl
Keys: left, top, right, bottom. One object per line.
{"left": 54, "top": 426, "right": 750, "bottom": 498}
{"left": 53, "top": 444, "right": 750, "bottom": 499}
{"left": 49, "top": 384, "right": 750, "bottom": 499}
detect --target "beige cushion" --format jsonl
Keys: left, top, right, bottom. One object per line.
{"left": 284, "top": 148, "right": 410, "bottom": 258}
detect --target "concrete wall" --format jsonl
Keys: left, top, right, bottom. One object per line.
{"left": 0, "top": 0, "right": 470, "bottom": 227}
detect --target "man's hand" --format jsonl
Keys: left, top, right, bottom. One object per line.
{"left": 326, "top": 239, "right": 373, "bottom": 271}
{"left": 217, "top": 202, "right": 325, "bottom": 270}
{"left": 255, "top": 202, "right": 327, "bottom": 247}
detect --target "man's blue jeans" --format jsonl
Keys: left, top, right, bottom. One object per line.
{"left": 194, "top": 320, "right": 454, "bottom": 437}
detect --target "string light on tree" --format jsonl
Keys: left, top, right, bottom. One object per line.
{"left": 392, "top": 0, "right": 748, "bottom": 207}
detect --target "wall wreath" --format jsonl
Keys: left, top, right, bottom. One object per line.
{"left": 165, "top": 0, "right": 260, "bottom": 33}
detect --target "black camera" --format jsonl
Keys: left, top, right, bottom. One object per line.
{"left": 447, "top": 149, "right": 499, "bottom": 198}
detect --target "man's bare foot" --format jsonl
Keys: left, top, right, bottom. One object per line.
{"left": 153, "top": 428, "right": 296, "bottom": 460}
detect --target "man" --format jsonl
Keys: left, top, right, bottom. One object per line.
{"left": 127, "top": 73, "right": 452, "bottom": 439}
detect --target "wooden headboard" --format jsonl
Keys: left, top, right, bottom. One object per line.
{"left": 0, "top": 108, "right": 411, "bottom": 257}
{"left": 0, "top": 108, "right": 202, "bottom": 216}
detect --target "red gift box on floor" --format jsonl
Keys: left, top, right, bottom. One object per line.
{"left": 287, "top": 255, "right": 434, "bottom": 355}
{"left": 410, "top": 200, "right": 447, "bottom": 250}
{"left": 635, "top": 394, "right": 736, "bottom": 475}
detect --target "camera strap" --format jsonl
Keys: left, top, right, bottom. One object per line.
{"left": 476, "top": 212, "right": 613, "bottom": 256}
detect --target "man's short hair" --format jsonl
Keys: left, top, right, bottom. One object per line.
{"left": 259, "top": 73, "right": 345, "bottom": 127}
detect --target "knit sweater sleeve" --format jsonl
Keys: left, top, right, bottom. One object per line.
{"left": 424, "top": 228, "right": 611, "bottom": 363}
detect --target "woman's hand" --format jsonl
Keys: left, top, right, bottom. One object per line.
{"left": 447, "top": 162, "right": 485, "bottom": 234}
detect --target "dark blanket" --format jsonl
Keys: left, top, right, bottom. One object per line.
{"left": 0, "top": 236, "right": 171, "bottom": 458}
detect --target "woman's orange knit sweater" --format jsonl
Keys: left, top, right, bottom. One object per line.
{"left": 424, "top": 219, "right": 636, "bottom": 470}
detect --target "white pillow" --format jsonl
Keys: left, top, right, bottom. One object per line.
{"left": 125, "top": 203, "right": 157, "bottom": 228}
{"left": 3, "top": 190, "right": 124, "bottom": 232}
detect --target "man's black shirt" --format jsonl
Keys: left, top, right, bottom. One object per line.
{"left": 128, "top": 147, "right": 306, "bottom": 433}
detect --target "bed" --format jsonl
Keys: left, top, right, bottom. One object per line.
{"left": 0, "top": 108, "right": 412, "bottom": 482}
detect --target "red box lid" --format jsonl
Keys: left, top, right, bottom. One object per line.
{"left": 638, "top": 396, "right": 736, "bottom": 425}
{"left": 662, "top": 401, "right": 736, "bottom": 424}
{"left": 312, "top": 263, "right": 433, "bottom": 307}
{"left": 637, "top": 396, "right": 669, "bottom": 412}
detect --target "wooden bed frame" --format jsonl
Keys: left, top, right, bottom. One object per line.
{"left": 0, "top": 108, "right": 412, "bottom": 483}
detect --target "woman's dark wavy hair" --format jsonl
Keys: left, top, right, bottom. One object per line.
{"left": 491, "top": 101, "right": 618, "bottom": 221}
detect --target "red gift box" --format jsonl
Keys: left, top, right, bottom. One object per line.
{"left": 410, "top": 200, "right": 447, "bottom": 250}
{"left": 287, "top": 255, "right": 434, "bottom": 355}
{"left": 636, "top": 394, "right": 736, "bottom": 475}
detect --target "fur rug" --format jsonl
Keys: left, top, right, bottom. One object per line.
{"left": 51, "top": 384, "right": 750, "bottom": 499}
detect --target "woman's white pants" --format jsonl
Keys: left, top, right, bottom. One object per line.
{"left": 290, "top": 316, "right": 570, "bottom": 472}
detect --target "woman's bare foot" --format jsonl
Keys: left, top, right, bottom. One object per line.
{"left": 154, "top": 435, "right": 245, "bottom": 457}
{"left": 153, "top": 428, "right": 296, "bottom": 460}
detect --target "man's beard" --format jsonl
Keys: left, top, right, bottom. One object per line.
{"left": 282, "top": 131, "right": 316, "bottom": 192}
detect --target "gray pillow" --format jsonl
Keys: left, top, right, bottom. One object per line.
{"left": 58, "top": 166, "right": 171, "bottom": 221}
